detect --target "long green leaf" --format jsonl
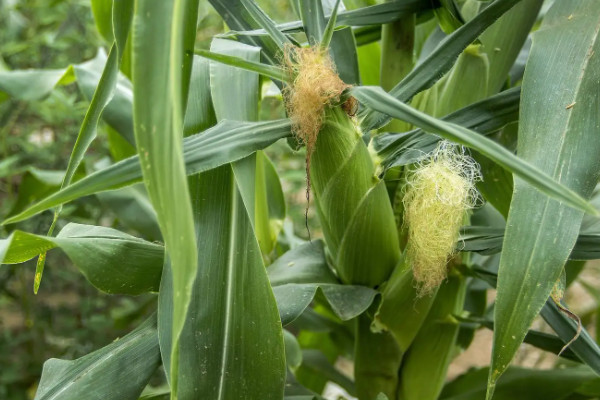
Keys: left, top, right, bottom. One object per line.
{"left": 31, "top": 0, "right": 135, "bottom": 293}
{"left": 208, "top": 0, "right": 282, "bottom": 66}
{"left": 353, "top": 86, "right": 597, "bottom": 215}
{"left": 158, "top": 37, "right": 286, "bottom": 398}
{"left": 194, "top": 48, "right": 289, "bottom": 82}
{"left": 2, "top": 119, "right": 291, "bottom": 224}
{"left": 489, "top": 2, "right": 600, "bottom": 395}
{"left": 373, "top": 86, "right": 520, "bottom": 169}
{"left": 462, "top": 226, "right": 600, "bottom": 261}
{"left": 240, "top": 0, "right": 291, "bottom": 50}
{"left": 132, "top": 1, "right": 199, "bottom": 397}
{"left": 34, "top": 315, "right": 160, "bottom": 400}
{"left": 222, "top": 1, "right": 436, "bottom": 37}
{"left": 360, "top": 0, "right": 522, "bottom": 131}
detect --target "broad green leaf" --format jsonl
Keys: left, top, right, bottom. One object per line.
{"left": 0, "top": 223, "right": 163, "bottom": 295}
{"left": 132, "top": 1, "right": 200, "bottom": 397}
{"left": 158, "top": 37, "right": 285, "bottom": 399}
{"left": 490, "top": 2, "right": 600, "bottom": 395}
{"left": 2, "top": 119, "right": 292, "bottom": 224}
{"left": 441, "top": 366, "right": 600, "bottom": 400}
{"left": 353, "top": 86, "right": 597, "bottom": 215}
{"left": 360, "top": 0, "right": 522, "bottom": 131}
{"left": 34, "top": 315, "right": 160, "bottom": 400}
{"left": 373, "top": 86, "right": 520, "bottom": 170}
{"left": 159, "top": 166, "right": 286, "bottom": 399}
{"left": 91, "top": 0, "right": 114, "bottom": 43}
{"left": 268, "top": 240, "right": 377, "bottom": 325}
{"left": 478, "top": 0, "right": 542, "bottom": 95}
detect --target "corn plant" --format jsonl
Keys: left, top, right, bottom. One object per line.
{"left": 1, "top": 0, "right": 600, "bottom": 399}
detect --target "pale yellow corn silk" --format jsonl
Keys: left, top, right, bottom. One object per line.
{"left": 403, "top": 142, "right": 481, "bottom": 296}
{"left": 282, "top": 45, "right": 349, "bottom": 158}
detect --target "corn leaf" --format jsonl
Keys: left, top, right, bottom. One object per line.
{"left": 2, "top": 119, "right": 292, "bottom": 224}
{"left": 441, "top": 366, "right": 600, "bottom": 400}
{"left": 131, "top": 1, "right": 199, "bottom": 396}
{"left": 157, "top": 37, "right": 286, "bottom": 398}
{"left": 268, "top": 240, "right": 377, "bottom": 325}
{"left": 489, "top": 2, "right": 600, "bottom": 395}
{"left": 473, "top": 268, "right": 600, "bottom": 377}
{"left": 194, "top": 48, "right": 289, "bottom": 82}
{"left": 360, "top": 0, "right": 522, "bottom": 131}
{"left": 208, "top": 0, "right": 282, "bottom": 66}
{"left": 240, "top": 0, "right": 291, "bottom": 50}
{"left": 353, "top": 86, "right": 597, "bottom": 215}
{"left": 34, "top": 315, "right": 160, "bottom": 400}
{"left": 373, "top": 86, "right": 520, "bottom": 170}
{"left": 462, "top": 226, "right": 600, "bottom": 261}
{"left": 222, "top": 1, "right": 436, "bottom": 37}
{"left": 0, "top": 223, "right": 163, "bottom": 295}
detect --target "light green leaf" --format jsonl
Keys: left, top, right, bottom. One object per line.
{"left": 34, "top": 315, "right": 160, "bottom": 400}
{"left": 194, "top": 48, "right": 289, "bottom": 82}
{"left": 353, "top": 86, "right": 597, "bottom": 215}
{"left": 490, "top": 2, "right": 600, "bottom": 395}
{"left": 132, "top": 1, "right": 200, "bottom": 397}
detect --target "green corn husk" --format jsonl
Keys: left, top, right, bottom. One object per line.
{"left": 355, "top": 314, "right": 403, "bottom": 400}
{"left": 373, "top": 261, "right": 437, "bottom": 352}
{"left": 398, "top": 273, "right": 466, "bottom": 400}
{"left": 310, "top": 106, "right": 401, "bottom": 287}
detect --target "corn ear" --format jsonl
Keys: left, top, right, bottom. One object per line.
{"left": 398, "top": 273, "right": 466, "bottom": 400}
{"left": 310, "top": 106, "right": 401, "bottom": 286}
